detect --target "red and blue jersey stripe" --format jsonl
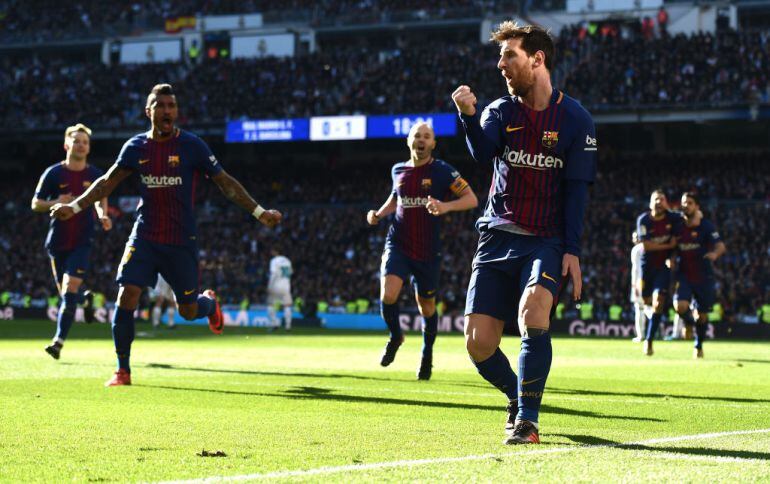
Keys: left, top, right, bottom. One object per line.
{"left": 386, "top": 159, "right": 467, "bottom": 261}
{"left": 675, "top": 218, "right": 721, "bottom": 284}
{"left": 34, "top": 162, "right": 102, "bottom": 252}
{"left": 637, "top": 210, "right": 681, "bottom": 271}
{"left": 114, "top": 129, "right": 222, "bottom": 246}
{"left": 460, "top": 89, "right": 597, "bottom": 241}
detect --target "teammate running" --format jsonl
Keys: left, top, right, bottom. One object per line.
{"left": 368, "top": 122, "right": 477, "bottom": 380}
{"left": 32, "top": 123, "right": 112, "bottom": 359}
{"left": 51, "top": 84, "right": 281, "bottom": 386}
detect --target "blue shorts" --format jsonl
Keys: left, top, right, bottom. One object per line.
{"left": 381, "top": 246, "right": 440, "bottom": 298}
{"left": 674, "top": 276, "right": 716, "bottom": 313}
{"left": 48, "top": 245, "right": 91, "bottom": 284}
{"left": 465, "top": 229, "right": 564, "bottom": 322}
{"left": 116, "top": 238, "right": 200, "bottom": 304}
{"left": 640, "top": 266, "right": 670, "bottom": 299}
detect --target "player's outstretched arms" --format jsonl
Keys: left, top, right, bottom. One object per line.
{"left": 51, "top": 165, "right": 132, "bottom": 221}
{"left": 367, "top": 193, "right": 397, "bottom": 225}
{"left": 452, "top": 85, "right": 477, "bottom": 116}
{"left": 211, "top": 170, "right": 281, "bottom": 228}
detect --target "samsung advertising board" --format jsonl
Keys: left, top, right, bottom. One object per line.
{"left": 225, "top": 119, "right": 309, "bottom": 142}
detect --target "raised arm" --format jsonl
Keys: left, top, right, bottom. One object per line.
{"left": 50, "top": 165, "right": 132, "bottom": 221}
{"left": 211, "top": 170, "right": 281, "bottom": 228}
{"left": 367, "top": 193, "right": 397, "bottom": 225}
{"left": 452, "top": 85, "right": 503, "bottom": 165}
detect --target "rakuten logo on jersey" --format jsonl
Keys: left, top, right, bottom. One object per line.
{"left": 398, "top": 196, "right": 429, "bottom": 208}
{"left": 502, "top": 146, "right": 563, "bottom": 171}
{"left": 141, "top": 174, "right": 183, "bottom": 188}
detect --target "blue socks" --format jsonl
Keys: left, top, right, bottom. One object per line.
{"left": 517, "top": 331, "right": 552, "bottom": 424}
{"left": 381, "top": 301, "right": 402, "bottom": 340}
{"left": 112, "top": 307, "right": 135, "bottom": 372}
{"left": 54, "top": 292, "right": 78, "bottom": 342}
{"left": 646, "top": 312, "right": 662, "bottom": 341}
{"left": 194, "top": 294, "right": 215, "bottom": 319}
{"left": 421, "top": 312, "right": 438, "bottom": 358}
{"left": 474, "top": 348, "right": 518, "bottom": 402}
{"left": 694, "top": 321, "right": 707, "bottom": 349}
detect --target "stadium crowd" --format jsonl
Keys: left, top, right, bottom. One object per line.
{"left": 2, "top": 151, "right": 767, "bottom": 322}
{"left": 2, "top": 26, "right": 768, "bottom": 130}
{"left": 0, "top": 0, "right": 517, "bottom": 42}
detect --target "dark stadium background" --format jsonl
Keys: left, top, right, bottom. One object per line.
{"left": 0, "top": 0, "right": 768, "bottom": 327}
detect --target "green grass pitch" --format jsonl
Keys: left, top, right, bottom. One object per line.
{"left": 1, "top": 320, "right": 769, "bottom": 482}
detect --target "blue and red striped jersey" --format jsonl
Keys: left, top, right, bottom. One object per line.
{"left": 675, "top": 218, "right": 721, "bottom": 284}
{"left": 636, "top": 210, "right": 682, "bottom": 271}
{"left": 460, "top": 89, "right": 596, "bottom": 239}
{"left": 35, "top": 162, "right": 103, "bottom": 252}
{"left": 385, "top": 159, "right": 469, "bottom": 261}
{"left": 115, "top": 129, "right": 223, "bottom": 246}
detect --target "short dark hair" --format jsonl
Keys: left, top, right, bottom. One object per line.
{"left": 651, "top": 188, "right": 666, "bottom": 198}
{"left": 682, "top": 191, "right": 699, "bottom": 206}
{"left": 491, "top": 21, "right": 555, "bottom": 71}
{"left": 146, "top": 83, "right": 175, "bottom": 108}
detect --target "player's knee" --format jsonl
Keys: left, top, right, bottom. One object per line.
{"left": 178, "top": 304, "right": 197, "bottom": 321}
{"left": 519, "top": 287, "right": 551, "bottom": 330}
{"left": 416, "top": 297, "right": 435, "bottom": 317}
{"left": 117, "top": 285, "right": 141, "bottom": 310}
{"left": 465, "top": 335, "right": 497, "bottom": 362}
{"left": 676, "top": 301, "right": 690, "bottom": 314}
{"left": 381, "top": 292, "right": 399, "bottom": 305}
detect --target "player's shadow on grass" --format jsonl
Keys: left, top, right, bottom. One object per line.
{"left": 735, "top": 358, "right": 770, "bottom": 365}
{"left": 136, "top": 384, "right": 662, "bottom": 422}
{"left": 554, "top": 434, "right": 770, "bottom": 461}
{"left": 547, "top": 386, "right": 770, "bottom": 404}
{"left": 144, "top": 362, "right": 461, "bottom": 385}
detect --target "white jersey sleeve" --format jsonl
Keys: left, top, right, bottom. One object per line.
{"left": 269, "top": 256, "right": 293, "bottom": 287}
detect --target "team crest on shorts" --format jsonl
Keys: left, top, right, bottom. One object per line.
{"left": 421, "top": 178, "right": 432, "bottom": 190}
{"left": 542, "top": 131, "right": 559, "bottom": 148}
{"left": 168, "top": 155, "right": 180, "bottom": 167}
{"left": 83, "top": 180, "right": 91, "bottom": 187}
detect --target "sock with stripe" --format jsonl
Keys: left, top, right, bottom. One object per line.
{"left": 111, "top": 307, "right": 135, "bottom": 373}
{"left": 381, "top": 301, "right": 403, "bottom": 340}
{"left": 473, "top": 348, "right": 518, "bottom": 402}
{"left": 194, "top": 294, "right": 215, "bottom": 319}
{"left": 517, "top": 331, "right": 552, "bottom": 424}
{"left": 421, "top": 312, "right": 438, "bottom": 359}
{"left": 53, "top": 292, "right": 79, "bottom": 343}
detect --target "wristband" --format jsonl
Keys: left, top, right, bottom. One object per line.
{"left": 252, "top": 205, "right": 265, "bottom": 219}
{"left": 70, "top": 202, "right": 82, "bottom": 214}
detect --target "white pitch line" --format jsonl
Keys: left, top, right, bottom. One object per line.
{"left": 649, "top": 453, "right": 769, "bottom": 464}
{"left": 155, "top": 428, "right": 770, "bottom": 483}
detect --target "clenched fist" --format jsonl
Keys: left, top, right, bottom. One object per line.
{"left": 452, "top": 85, "right": 477, "bottom": 116}
{"left": 259, "top": 209, "right": 282, "bottom": 228}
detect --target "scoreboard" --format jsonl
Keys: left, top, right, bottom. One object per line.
{"left": 225, "top": 113, "right": 457, "bottom": 143}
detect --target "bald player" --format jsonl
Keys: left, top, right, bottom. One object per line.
{"left": 367, "top": 122, "right": 478, "bottom": 380}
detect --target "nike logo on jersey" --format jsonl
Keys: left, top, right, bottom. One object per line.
{"left": 183, "top": 289, "right": 195, "bottom": 295}
{"left": 506, "top": 125, "right": 524, "bottom": 132}
{"left": 139, "top": 159, "right": 150, "bottom": 165}
{"left": 521, "top": 377, "right": 543, "bottom": 385}
{"left": 541, "top": 272, "right": 557, "bottom": 283}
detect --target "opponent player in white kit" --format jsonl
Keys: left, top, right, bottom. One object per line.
{"left": 150, "top": 275, "right": 176, "bottom": 329}
{"left": 630, "top": 232, "right": 646, "bottom": 342}
{"left": 267, "top": 247, "right": 293, "bottom": 331}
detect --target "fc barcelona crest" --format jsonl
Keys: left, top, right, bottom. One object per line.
{"left": 421, "top": 178, "right": 432, "bottom": 190}
{"left": 168, "top": 155, "right": 180, "bottom": 167}
{"left": 542, "top": 131, "right": 559, "bottom": 148}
